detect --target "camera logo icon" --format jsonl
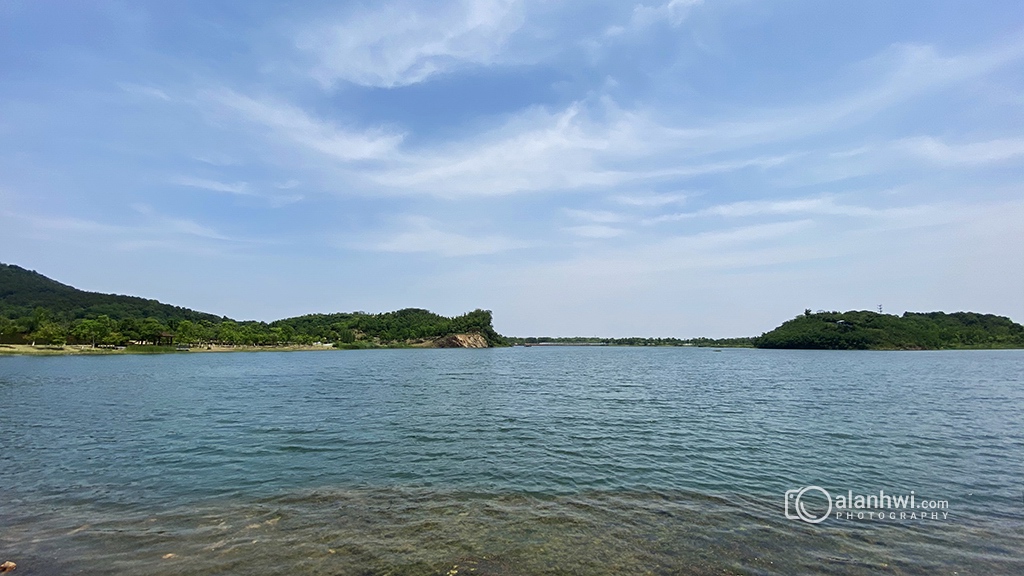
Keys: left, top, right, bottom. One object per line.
{"left": 785, "top": 486, "right": 832, "bottom": 524}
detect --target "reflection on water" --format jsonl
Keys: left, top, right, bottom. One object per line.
{"left": 2, "top": 348, "right": 1024, "bottom": 574}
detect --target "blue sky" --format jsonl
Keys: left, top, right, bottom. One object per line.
{"left": 1, "top": 1, "right": 1022, "bottom": 337}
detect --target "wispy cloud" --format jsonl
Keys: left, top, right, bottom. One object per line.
{"left": 645, "top": 196, "right": 946, "bottom": 224}
{"left": 612, "top": 192, "right": 689, "bottom": 207}
{"left": 514, "top": 220, "right": 820, "bottom": 288}
{"left": 2, "top": 207, "right": 259, "bottom": 255}
{"left": 363, "top": 216, "right": 530, "bottom": 257}
{"left": 5, "top": 1, "right": 1023, "bottom": 332}
{"left": 117, "top": 82, "right": 171, "bottom": 101}
{"left": 654, "top": 39, "right": 1024, "bottom": 152}
{"left": 367, "top": 103, "right": 624, "bottom": 195}
{"left": 180, "top": 35, "right": 1024, "bottom": 203}
{"left": 274, "top": 180, "right": 301, "bottom": 190}
{"left": 173, "top": 176, "right": 304, "bottom": 207}
{"left": 298, "top": 0, "right": 527, "bottom": 88}
{"left": 174, "top": 176, "right": 251, "bottom": 195}
{"left": 204, "top": 89, "right": 404, "bottom": 161}
{"left": 365, "top": 101, "right": 794, "bottom": 197}
{"left": 606, "top": 0, "right": 703, "bottom": 36}
{"left": 564, "top": 224, "right": 626, "bottom": 239}
{"left": 564, "top": 208, "right": 625, "bottom": 223}
{"left": 896, "top": 136, "right": 1024, "bottom": 165}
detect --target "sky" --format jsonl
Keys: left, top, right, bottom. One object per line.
{"left": 1, "top": 1, "right": 1023, "bottom": 338}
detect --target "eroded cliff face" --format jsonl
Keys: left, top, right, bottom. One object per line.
{"left": 432, "top": 333, "right": 489, "bottom": 348}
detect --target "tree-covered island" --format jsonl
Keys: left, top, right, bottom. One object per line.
{"left": 753, "top": 309, "right": 1024, "bottom": 350}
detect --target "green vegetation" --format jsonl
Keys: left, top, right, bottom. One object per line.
{"left": 0, "top": 263, "right": 503, "bottom": 349}
{"left": 0, "top": 263, "right": 222, "bottom": 324}
{"left": 6, "top": 264, "right": 1021, "bottom": 353}
{"left": 274, "top": 308, "right": 505, "bottom": 348}
{"left": 754, "top": 309, "right": 1024, "bottom": 350}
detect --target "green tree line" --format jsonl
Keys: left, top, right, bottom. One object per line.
{"left": 0, "top": 307, "right": 504, "bottom": 348}
{"left": 0, "top": 264, "right": 504, "bottom": 348}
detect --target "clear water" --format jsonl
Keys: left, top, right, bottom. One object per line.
{"left": 1, "top": 348, "right": 1022, "bottom": 575}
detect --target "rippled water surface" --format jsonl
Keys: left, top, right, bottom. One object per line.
{"left": 1, "top": 347, "right": 1023, "bottom": 575}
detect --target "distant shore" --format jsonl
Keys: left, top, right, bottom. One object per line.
{"left": 0, "top": 344, "right": 339, "bottom": 356}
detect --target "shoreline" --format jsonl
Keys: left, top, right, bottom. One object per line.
{"left": 3, "top": 342, "right": 1021, "bottom": 356}
{"left": 0, "top": 344, "right": 339, "bottom": 356}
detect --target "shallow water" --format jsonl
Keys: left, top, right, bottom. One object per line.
{"left": 1, "top": 347, "right": 1022, "bottom": 574}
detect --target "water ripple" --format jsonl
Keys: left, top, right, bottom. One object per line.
{"left": 1, "top": 348, "right": 1022, "bottom": 574}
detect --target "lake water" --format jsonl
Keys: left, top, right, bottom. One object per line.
{"left": 1, "top": 347, "right": 1022, "bottom": 575}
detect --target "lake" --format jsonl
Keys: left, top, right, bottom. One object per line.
{"left": 1, "top": 347, "right": 1022, "bottom": 575}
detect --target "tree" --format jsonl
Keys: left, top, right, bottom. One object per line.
{"left": 217, "top": 321, "right": 241, "bottom": 345}
{"left": 74, "top": 319, "right": 99, "bottom": 347}
{"left": 139, "top": 318, "right": 167, "bottom": 345}
{"left": 73, "top": 315, "right": 116, "bottom": 347}
{"left": 32, "top": 321, "right": 66, "bottom": 346}
{"left": 0, "top": 316, "right": 15, "bottom": 343}
{"left": 175, "top": 320, "right": 198, "bottom": 345}
{"left": 29, "top": 306, "right": 49, "bottom": 333}
{"left": 119, "top": 317, "right": 141, "bottom": 343}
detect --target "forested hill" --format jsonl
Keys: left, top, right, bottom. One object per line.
{"left": 755, "top": 310, "right": 1024, "bottom": 350}
{"left": 0, "top": 263, "right": 222, "bottom": 324}
{"left": 0, "top": 263, "right": 503, "bottom": 347}
{"left": 270, "top": 309, "right": 503, "bottom": 348}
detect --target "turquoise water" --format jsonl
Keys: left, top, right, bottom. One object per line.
{"left": 1, "top": 347, "right": 1022, "bottom": 574}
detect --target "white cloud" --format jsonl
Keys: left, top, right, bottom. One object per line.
{"left": 897, "top": 136, "right": 1024, "bottom": 165}
{"left": 367, "top": 103, "right": 626, "bottom": 195}
{"left": 612, "top": 192, "right": 689, "bottom": 207}
{"left": 355, "top": 39, "right": 1022, "bottom": 198}
{"left": 161, "top": 217, "right": 233, "bottom": 241}
{"left": 564, "top": 209, "right": 625, "bottom": 223}
{"left": 204, "top": 89, "right": 403, "bottom": 161}
{"left": 274, "top": 180, "right": 301, "bottom": 189}
{"left": 299, "top": 0, "right": 527, "bottom": 88}
{"left": 1, "top": 208, "right": 255, "bottom": 255}
{"left": 193, "top": 153, "right": 242, "bottom": 166}
{"left": 364, "top": 216, "right": 529, "bottom": 257}
{"left": 185, "top": 36, "right": 1024, "bottom": 201}
{"left": 366, "top": 101, "right": 794, "bottom": 197}
{"left": 172, "top": 176, "right": 304, "bottom": 207}
{"left": 174, "top": 176, "right": 251, "bottom": 195}
{"left": 645, "top": 196, "right": 948, "bottom": 224}
{"left": 564, "top": 224, "right": 625, "bottom": 238}
{"left": 117, "top": 82, "right": 171, "bottom": 101}
{"left": 659, "top": 39, "right": 1024, "bottom": 153}
{"left": 606, "top": 0, "right": 703, "bottom": 36}
{"left": 2, "top": 211, "right": 127, "bottom": 235}
{"left": 633, "top": 0, "right": 703, "bottom": 27}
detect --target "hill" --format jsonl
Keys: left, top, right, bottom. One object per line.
{"left": 754, "top": 310, "right": 1024, "bottom": 350}
{"left": 0, "top": 263, "right": 222, "bottom": 324}
{"left": 0, "top": 263, "right": 503, "bottom": 348}
{"left": 269, "top": 308, "right": 504, "bottom": 349}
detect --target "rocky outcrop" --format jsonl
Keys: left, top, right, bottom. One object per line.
{"left": 432, "top": 333, "right": 489, "bottom": 348}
